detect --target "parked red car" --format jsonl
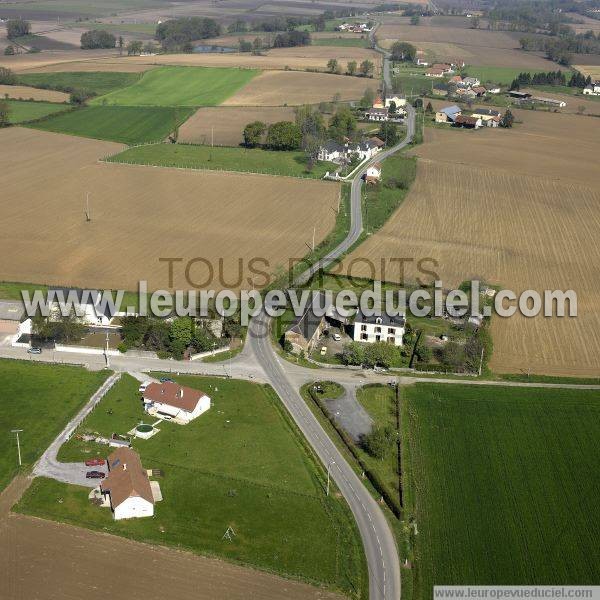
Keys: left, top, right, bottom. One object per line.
{"left": 86, "top": 471, "right": 105, "bottom": 479}
{"left": 84, "top": 458, "right": 105, "bottom": 467}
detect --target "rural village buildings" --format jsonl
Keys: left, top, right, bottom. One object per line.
{"left": 99, "top": 448, "right": 160, "bottom": 520}
{"left": 435, "top": 105, "right": 499, "bottom": 129}
{"left": 142, "top": 381, "right": 211, "bottom": 424}
{"left": 583, "top": 81, "right": 600, "bottom": 95}
{"left": 317, "top": 137, "right": 383, "bottom": 163}
{"left": 353, "top": 310, "right": 406, "bottom": 346}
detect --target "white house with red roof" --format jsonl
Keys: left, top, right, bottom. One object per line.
{"left": 142, "top": 382, "right": 211, "bottom": 424}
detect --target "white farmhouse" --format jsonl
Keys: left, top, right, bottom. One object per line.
{"left": 364, "top": 163, "right": 382, "bottom": 184}
{"left": 353, "top": 310, "right": 405, "bottom": 346}
{"left": 142, "top": 381, "right": 211, "bottom": 424}
{"left": 100, "top": 448, "right": 155, "bottom": 520}
{"left": 47, "top": 287, "right": 116, "bottom": 326}
{"left": 583, "top": 82, "right": 600, "bottom": 95}
{"left": 317, "top": 140, "right": 346, "bottom": 162}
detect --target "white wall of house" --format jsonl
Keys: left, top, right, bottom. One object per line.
{"left": 353, "top": 320, "right": 404, "bottom": 346}
{"left": 113, "top": 496, "right": 154, "bottom": 520}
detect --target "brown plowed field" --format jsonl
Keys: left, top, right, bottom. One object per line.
{"left": 0, "top": 514, "right": 345, "bottom": 600}
{"left": 0, "top": 127, "right": 338, "bottom": 292}
{"left": 0, "top": 49, "right": 123, "bottom": 72}
{"left": 0, "top": 84, "right": 69, "bottom": 102}
{"left": 222, "top": 70, "right": 378, "bottom": 106}
{"left": 575, "top": 65, "right": 600, "bottom": 79}
{"left": 179, "top": 106, "right": 296, "bottom": 145}
{"left": 377, "top": 22, "right": 553, "bottom": 68}
{"left": 344, "top": 111, "right": 600, "bottom": 376}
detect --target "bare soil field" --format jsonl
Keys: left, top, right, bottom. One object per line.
{"left": 345, "top": 112, "right": 600, "bottom": 376}
{"left": 0, "top": 514, "right": 344, "bottom": 600}
{"left": 377, "top": 22, "right": 554, "bottom": 68}
{"left": 222, "top": 70, "right": 378, "bottom": 106}
{"left": 0, "top": 127, "right": 338, "bottom": 292}
{"left": 179, "top": 106, "right": 296, "bottom": 145}
{"left": 0, "top": 84, "right": 69, "bottom": 102}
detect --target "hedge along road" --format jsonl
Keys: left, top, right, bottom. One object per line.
{"left": 246, "top": 46, "right": 416, "bottom": 600}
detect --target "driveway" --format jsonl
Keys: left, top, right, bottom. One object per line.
{"left": 323, "top": 385, "right": 373, "bottom": 442}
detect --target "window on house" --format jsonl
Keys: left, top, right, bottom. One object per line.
{"left": 388, "top": 328, "right": 394, "bottom": 334}
{"left": 361, "top": 324, "right": 367, "bottom": 331}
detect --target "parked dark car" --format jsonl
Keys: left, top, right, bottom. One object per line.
{"left": 159, "top": 377, "right": 174, "bottom": 383}
{"left": 86, "top": 471, "right": 105, "bottom": 479}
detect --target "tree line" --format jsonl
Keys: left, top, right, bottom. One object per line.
{"left": 509, "top": 69, "right": 593, "bottom": 90}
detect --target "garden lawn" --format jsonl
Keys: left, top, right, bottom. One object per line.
{"left": 28, "top": 105, "right": 194, "bottom": 144}
{"left": 22, "top": 373, "right": 367, "bottom": 596}
{"left": 5, "top": 100, "right": 70, "bottom": 124}
{"left": 18, "top": 71, "right": 143, "bottom": 97}
{"left": 403, "top": 383, "right": 600, "bottom": 600}
{"left": 0, "top": 359, "right": 110, "bottom": 492}
{"left": 91, "top": 66, "right": 259, "bottom": 107}
{"left": 106, "top": 143, "right": 337, "bottom": 178}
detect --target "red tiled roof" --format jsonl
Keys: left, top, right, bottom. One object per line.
{"left": 100, "top": 447, "right": 154, "bottom": 508}
{"left": 143, "top": 382, "right": 207, "bottom": 412}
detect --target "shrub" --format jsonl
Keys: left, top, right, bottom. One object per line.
{"left": 0, "top": 67, "right": 17, "bottom": 85}
{"left": 80, "top": 30, "right": 116, "bottom": 50}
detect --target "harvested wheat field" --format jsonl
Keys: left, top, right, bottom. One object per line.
{"left": 0, "top": 84, "right": 69, "bottom": 102}
{"left": 0, "top": 49, "right": 122, "bottom": 73}
{"left": 0, "top": 127, "right": 338, "bottom": 292}
{"left": 79, "top": 46, "right": 382, "bottom": 73}
{"left": 574, "top": 65, "right": 600, "bottom": 79}
{"left": 179, "top": 106, "right": 296, "bottom": 146}
{"left": 345, "top": 112, "right": 600, "bottom": 376}
{"left": 222, "top": 70, "right": 378, "bottom": 106}
{"left": 0, "top": 514, "right": 344, "bottom": 600}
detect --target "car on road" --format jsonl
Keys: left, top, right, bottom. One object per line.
{"left": 86, "top": 471, "right": 105, "bottom": 479}
{"left": 84, "top": 458, "right": 105, "bottom": 467}
{"left": 27, "top": 347, "right": 42, "bottom": 354}
{"left": 159, "top": 377, "right": 174, "bottom": 383}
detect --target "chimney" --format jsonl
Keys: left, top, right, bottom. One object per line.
{"left": 179, "top": 388, "right": 183, "bottom": 398}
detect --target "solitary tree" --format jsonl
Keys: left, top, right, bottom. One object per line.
{"left": 243, "top": 121, "right": 267, "bottom": 147}
{"left": 347, "top": 60, "right": 357, "bottom": 76}
{"left": 6, "top": 18, "right": 30, "bottom": 40}
{"left": 0, "top": 101, "right": 10, "bottom": 127}
{"left": 500, "top": 108, "right": 514, "bottom": 128}
{"left": 327, "top": 58, "right": 339, "bottom": 73}
{"left": 390, "top": 41, "right": 416, "bottom": 62}
{"left": 118, "top": 36, "right": 124, "bottom": 55}
{"left": 126, "top": 40, "right": 143, "bottom": 55}
{"left": 410, "top": 14, "right": 420, "bottom": 25}
{"left": 265, "top": 121, "right": 302, "bottom": 150}
{"left": 359, "top": 59, "right": 374, "bottom": 77}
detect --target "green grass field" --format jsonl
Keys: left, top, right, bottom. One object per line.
{"left": 18, "top": 374, "right": 367, "bottom": 596}
{"left": 365, "top": 153, "right": 416, "bottom": 234}
{"left": 29, "top": 105, "right": 194, "bottom": 144}
{"left": 5, "top": 100, "right": 70, "bottom": 124}
{"left": 105, "top": 143, "right": 337, "bottom": 178}
{"left": 314, "top": 37, "right": 370, "bottom": 48}
{"left": 18, "top": 71, "right": 143, "bottom": 97}
{"left": 403, "top": 383, "right": 600, "bottom": 598}
{"left": 91, "top": 66, "right": 259, "bottom": 107}
{"left": 0, "top": 359, "right": 109, "bottom": 492}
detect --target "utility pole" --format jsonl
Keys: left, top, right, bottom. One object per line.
{"left": 85, "top": 191, "right": 91, "bottom": 222}
{"left": 312, "top": 226, "right": 316, "bottom": 252}
{"left": 326, "top": 459, "right": 335, "bottom": 496}
{"left": 478, "top": 347, "right": 484, "bottom": 376}
{"left": 104, "top": 331, "right": 110, "bottom": 368}
{"left": 11, "top": 429, "right": 23, "bottom": 466}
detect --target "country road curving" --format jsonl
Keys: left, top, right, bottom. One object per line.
{"left": 245, "top": 51, "right": 414, "bottom": 599}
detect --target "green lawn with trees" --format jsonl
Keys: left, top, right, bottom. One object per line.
{"left": 18, "top": 71, "right": 143, "bottom": 97}
{"left": 3, "top": 100, "right": 70, "bottom": 124}
{"left": 29, "top": 105, "right": 194, "bottom": 144}
{"left": 403, "top": 384, "right": 600, "bottom": 600}
{"left": 106, "top": 143, "right": 337, "bottom": 178}
{"left": 0, "top": 359, "right": 110, "bottom": 492}
{"left": 90, "top": 66, "right": 259, "bottom": 107}
{"left": 17, "top": 373, "right": 367, "bottom": 597}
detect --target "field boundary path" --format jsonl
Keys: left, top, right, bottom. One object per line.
{"left": 34, "top": 373, "right": 121, "bottom": 486}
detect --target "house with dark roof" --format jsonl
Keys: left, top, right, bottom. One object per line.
{"left": 453, "top": 115, "right": 482, "bottom": 129}
{"left": 365, "top": 107, "right": 389, "bottom": 121}
{"left": 284, "top": 296, "right": 327, "bottom": 354}
{"left": 471, "top": 107, "right": 501, "bottom": 126}
{"left": 353, "top": 310, "right": 406, "bottom": 346}
{"left": 142, "top": 382, "right": 211, "bottom": 424}
{"left": 100, "top": 448, "right": 156, "bottom": 520}
{"left": 317, "top": 139, "right": 346, "bottom": 162}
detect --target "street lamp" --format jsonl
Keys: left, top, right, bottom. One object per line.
{"left": 11, "top": 429, "right": 23, "bottom": 466}
{"left": 326, "top": 459, "right": 335, "bottom": 496}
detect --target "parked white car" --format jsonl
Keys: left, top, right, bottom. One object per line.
{"left": 138, "top": 381, "right": 152, "bottom": 393}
